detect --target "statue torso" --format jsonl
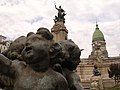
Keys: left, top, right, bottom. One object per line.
{"left": 11, "top": 61, "right": 60, "bottom": 90}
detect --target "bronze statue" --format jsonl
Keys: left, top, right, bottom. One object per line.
{"left": 54, "top": 5, "right": 66, "bottom": 23}
{"left": 0, "top": 29, "right": 53, "bottom": 90}
{"left": 36, "top": 27, "right": 53, "bottom": 40}
{"left": 3, "top": 36, "right": 27, "bottom": 61}
{"left": 0, "top": 36, "right": 27, "bottom": 90}
{"left": 0, "top": 27, "right": 84, "bottom": 90}
{"left": 0, "top": 33, "right": 69, "bottom": 90}
{"left": 50, "top": 39, "right": 84, "bottom": 90}
{"left": 27, "top": 32, "right": 34, "bottom": 37}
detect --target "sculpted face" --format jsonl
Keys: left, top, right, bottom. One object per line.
{"left": 59, "top": 40, "right": 81, "bottom": 70}
{"left": 7, "top": 43, "right": 24, "bottom": 60}
{"left": 7, "top": 36, "right": 26, "bottom": 60}
{"left": 61, "top": 43, "right": 81, "bottom": 70}
{"left": 22, "top": 34, "right": 50, "bottom": 65}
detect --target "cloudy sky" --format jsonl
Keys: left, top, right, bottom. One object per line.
{"left": 0, "top": 0, "right": 120, "bottom": 58}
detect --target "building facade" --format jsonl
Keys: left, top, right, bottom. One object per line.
{"left": 77, "top": 23, "right": 120, "bottom": 89}
{"left": 0, "top": 35, "right": 12, "bottom": 53}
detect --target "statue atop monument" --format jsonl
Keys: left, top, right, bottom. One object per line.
{"left": 54, "top": 4, "right": 66, "bottom": 23}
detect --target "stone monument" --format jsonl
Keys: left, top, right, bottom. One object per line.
{"left": 51, "top": 5, "right": 68, "bottom": 42}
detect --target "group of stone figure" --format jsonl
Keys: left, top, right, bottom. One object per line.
{"left": 0, "top": 27, "right": 84, "bottom": 90}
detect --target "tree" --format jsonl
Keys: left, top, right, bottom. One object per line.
{"left": 108, "top": 63, "right": 120, "bottom": 84}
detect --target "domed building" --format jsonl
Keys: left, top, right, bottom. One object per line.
{"left": 93, "top": 23, "right": 105, "bottom": 41}
{"left": 89, "top": 23, "right": 108, "bottom": 59}
{"left": 76, "top": 23, "right": 120, "bottom": 89}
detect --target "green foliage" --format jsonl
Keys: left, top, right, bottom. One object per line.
{"left": 108, "top": 63, "right": 120, "bottom": 84}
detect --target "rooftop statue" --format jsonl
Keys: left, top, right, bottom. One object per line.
{"left": 54, "top": 4, "right": 66, "bottom": 23}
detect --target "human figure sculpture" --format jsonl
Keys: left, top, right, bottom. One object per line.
{"left": 3, "top": 36, "right": 27, "bottom": 61}
{"left": 27, "top": 32, "right": 34, "bottom": 37}
{"left": 0, "top": 28, "right": 53, "bottom": 89}
{"left": 54, "top": 5, "right": 66, "bottom": 23}
{"left": 0, "top": 36, "right": 27, "bottom": 90}
{"left": 0, "top": 33, "right": 69, "bottom": 90}
{"left": 93, "top": 65, "right": 101, "bottom": 76}
{"left": 36, "top": 27, "right": 53, "bottom": 40}
{"left": 91, "top": 65, "right": 103, "bottom": 90}
{"left": 53, "top": 16, "right": 58, "bottom": 23}
{"left": 36, "top": 27, "right": 54, "bottom": 47}
{"left": 0, "top": 29, "right": 53, "bottom": 90}
{"left": 50, "top": 39, "right": 84, "bottom": 90}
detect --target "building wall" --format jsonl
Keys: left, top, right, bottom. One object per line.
{"left": 77, "top": 57, "right": 120, "bottom": 89}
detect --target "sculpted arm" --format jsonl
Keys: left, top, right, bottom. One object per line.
{"left": 55, "top": 5, "right": 58, "bottom": 10}
{"left": 0, "top": 54, "right": 14, "bottom": 76}
{"left": 69, "top": 73, "right": 84, "bottom": 90}
{"left": 0, "top": 54, "right": 15, "bottom": 87}
{"left": 0, "top": 54, "right": 11, "bottom": 66}
{"left": 57, "top": 76, "right": 69, "bottom": 90}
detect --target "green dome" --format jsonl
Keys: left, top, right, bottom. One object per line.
{"left": 92, "top": 24, "right": 105, "bottom": 42}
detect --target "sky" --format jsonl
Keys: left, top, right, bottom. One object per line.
{"left": 0, "top": 0, "right": 120, "bottom": 58}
